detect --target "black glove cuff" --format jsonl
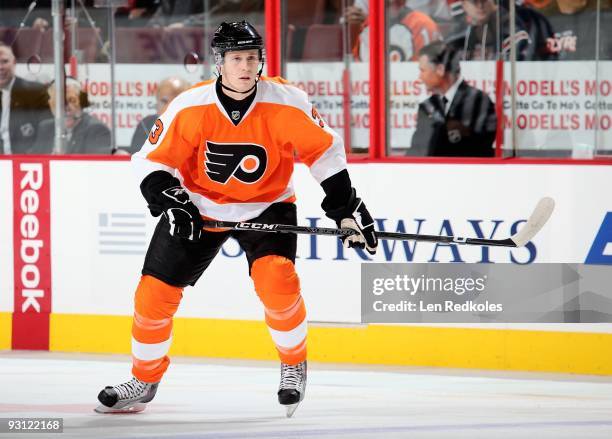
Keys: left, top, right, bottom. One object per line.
{"left": 322, "top": 187, "right": 359, "bottom": 221}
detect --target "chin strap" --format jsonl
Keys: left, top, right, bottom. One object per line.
{"left": 220, "top": 79, "right": 257, "bottom": 95}
{"left": 217, "top": 63, "right": 264, "bottom": 95}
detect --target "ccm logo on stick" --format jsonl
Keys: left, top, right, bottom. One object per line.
{"left": 236, "top": 223, "right": 276, "bottom": 230}
{"left": 17, "top": 163, "right": 45, "bottom": 312}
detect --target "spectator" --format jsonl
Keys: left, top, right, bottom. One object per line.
{"left": 541, "top": 0, "right": 612, "bottom": 59}
{"left": 446, "top": 0, "right": 554, "bottom": 60}
{"left": 515, "top": 1, "right": 560, "bottom": 59}
{"left": 115, "top": 1, "right": 161, "bottom": 27}
{"left": 523, "top": 0, "right": 611, "bottom": 12}
{"left": 0, "top": 42, "right": 51, "bottom": 155}
{"left": 341, "top": 0, "right": 455, "bottom": 23}
{"left": 33, "top": 77, "right": 111, "bottom": 154}
{"left": 349, "top": 0, "right": 443, "bottom": 61}
{"left": 145, "top": 0, "right": 264, "bottom": 28}
{"left": 409, "top": 0, "right": 457, "bottom": 20}
{"left": 0, "top": 1, "right": 105, "bottom": 33}
{"left": 410, "top": 41, "right": 497, "bottom": 157}
{"left": 127, "top": 76, "right": 190, "bottom": 155}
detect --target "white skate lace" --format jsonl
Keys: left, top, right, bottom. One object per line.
{"left": 280, "top": 363, "right": 304, "bottom": 390}
{"left": 114, "top": 377, "right": 147, "bottom": 400}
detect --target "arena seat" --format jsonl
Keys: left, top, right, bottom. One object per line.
{"left": 161, "top": 27, "right": 206, "bottom": 63}
{"left": 40, "top": 28, "right": 101, "bottom": 63}
{"left": 301, "top": 24, "right": 344, "bottom": 61}
{"left": 6, "top": 28, "right": 44, "bottom": 62}
{"left": 114, "top": 28, "right": 165, "bottom": 63}
{"left": 286, "top": 0, "right": 325, "bottom": 26}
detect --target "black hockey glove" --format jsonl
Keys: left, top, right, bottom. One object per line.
{"left": 140, "top": 171, "right": 204, "bottom": 241}
{"left": 322, "top": 187, "right": 378, "bottom": 255}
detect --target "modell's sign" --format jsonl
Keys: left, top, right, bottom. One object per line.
{"left": 12, "top": 160, "right": 52, "bottom": 350}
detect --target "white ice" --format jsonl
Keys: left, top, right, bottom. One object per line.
{"left": 1, "top": 352, "right": 611, "bottom": 439}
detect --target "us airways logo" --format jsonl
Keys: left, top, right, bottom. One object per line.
{"left": 205, "top": 141, "right": 267, "bottom": 184}
{"left": 585, "top": 212, "right": 612, "bottom": 265}
{"left": 220, "top": 216, "right": 539, "bottom": 264}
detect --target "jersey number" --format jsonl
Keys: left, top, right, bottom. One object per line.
{"left": 148, "top": 119, "right": 164, "bottom": 144}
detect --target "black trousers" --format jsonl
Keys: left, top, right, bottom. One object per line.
{"left": 142, "top": 202, "right": 298, "bottom": 287}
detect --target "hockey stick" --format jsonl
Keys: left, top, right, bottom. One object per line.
{"left": 201, "top": 197, "right": 555, "bottom": 248}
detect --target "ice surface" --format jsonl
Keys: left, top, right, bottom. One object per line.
{"left": 1, "top": 352, "right": 611, "bottom": 439}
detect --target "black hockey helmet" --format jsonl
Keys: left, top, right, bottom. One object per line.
{"left": 211, "top": 21, "right": 265, "bottom": 63}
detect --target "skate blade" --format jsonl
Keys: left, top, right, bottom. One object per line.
{"left": 94, "top": 403, "right": 147, "bottom": 414}
{"left": 285, "top": 403, "right": 300, "bottom": 418}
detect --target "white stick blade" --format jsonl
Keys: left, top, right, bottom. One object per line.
{"left": 511, "top": 197, "right": 555, "bottom": 247}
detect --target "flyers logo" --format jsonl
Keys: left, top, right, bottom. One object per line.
{"left": 502, "top": 31, "right": 531, "bottom": 53}
{"left": 205, "top": 141, "right": 268, "bottom": 184}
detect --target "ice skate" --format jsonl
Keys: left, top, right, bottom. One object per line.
{"left": 94, "top": 376, "right": 159, "bottom": 414}
{"left": 277, "top": 361, "right": 307, "bottom": 418}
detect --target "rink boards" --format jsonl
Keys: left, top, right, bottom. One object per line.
{"left": 1, "top": 157, "right": 612, "bottom": 374}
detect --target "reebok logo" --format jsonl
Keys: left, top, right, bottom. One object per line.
{"left": 12, "top": 159, "right": 52, "bottom": 350}
{"left": 205, "top": 141, "right": 267, "bottom": 184}
{"left": 17, "top": 163, "right": 45, "bottom": 312}
{"left": 162, "top": 186, "right": 190, "bottom": 204}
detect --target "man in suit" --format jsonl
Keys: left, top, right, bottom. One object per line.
{"left": 32, "top": 77, "right": 111, "bottom": 155}
{"left": 0, "top": 42, "right": 51, "bottom": 154}
{"left": 410, "top": 41, "right": 497, "bottom": 157}
{"left": 127, "top": 76, "right": 190, "bottom": 155}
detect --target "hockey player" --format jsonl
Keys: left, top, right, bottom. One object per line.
{"left": 95, "top": 21, "right": 378, "bottom": 418}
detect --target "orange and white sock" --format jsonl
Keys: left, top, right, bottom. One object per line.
{"left": 251, "top": 255, "right": 307, "bottom": 365}
{"left": 131, "top": 275, "right": 183, "bottom": 383}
